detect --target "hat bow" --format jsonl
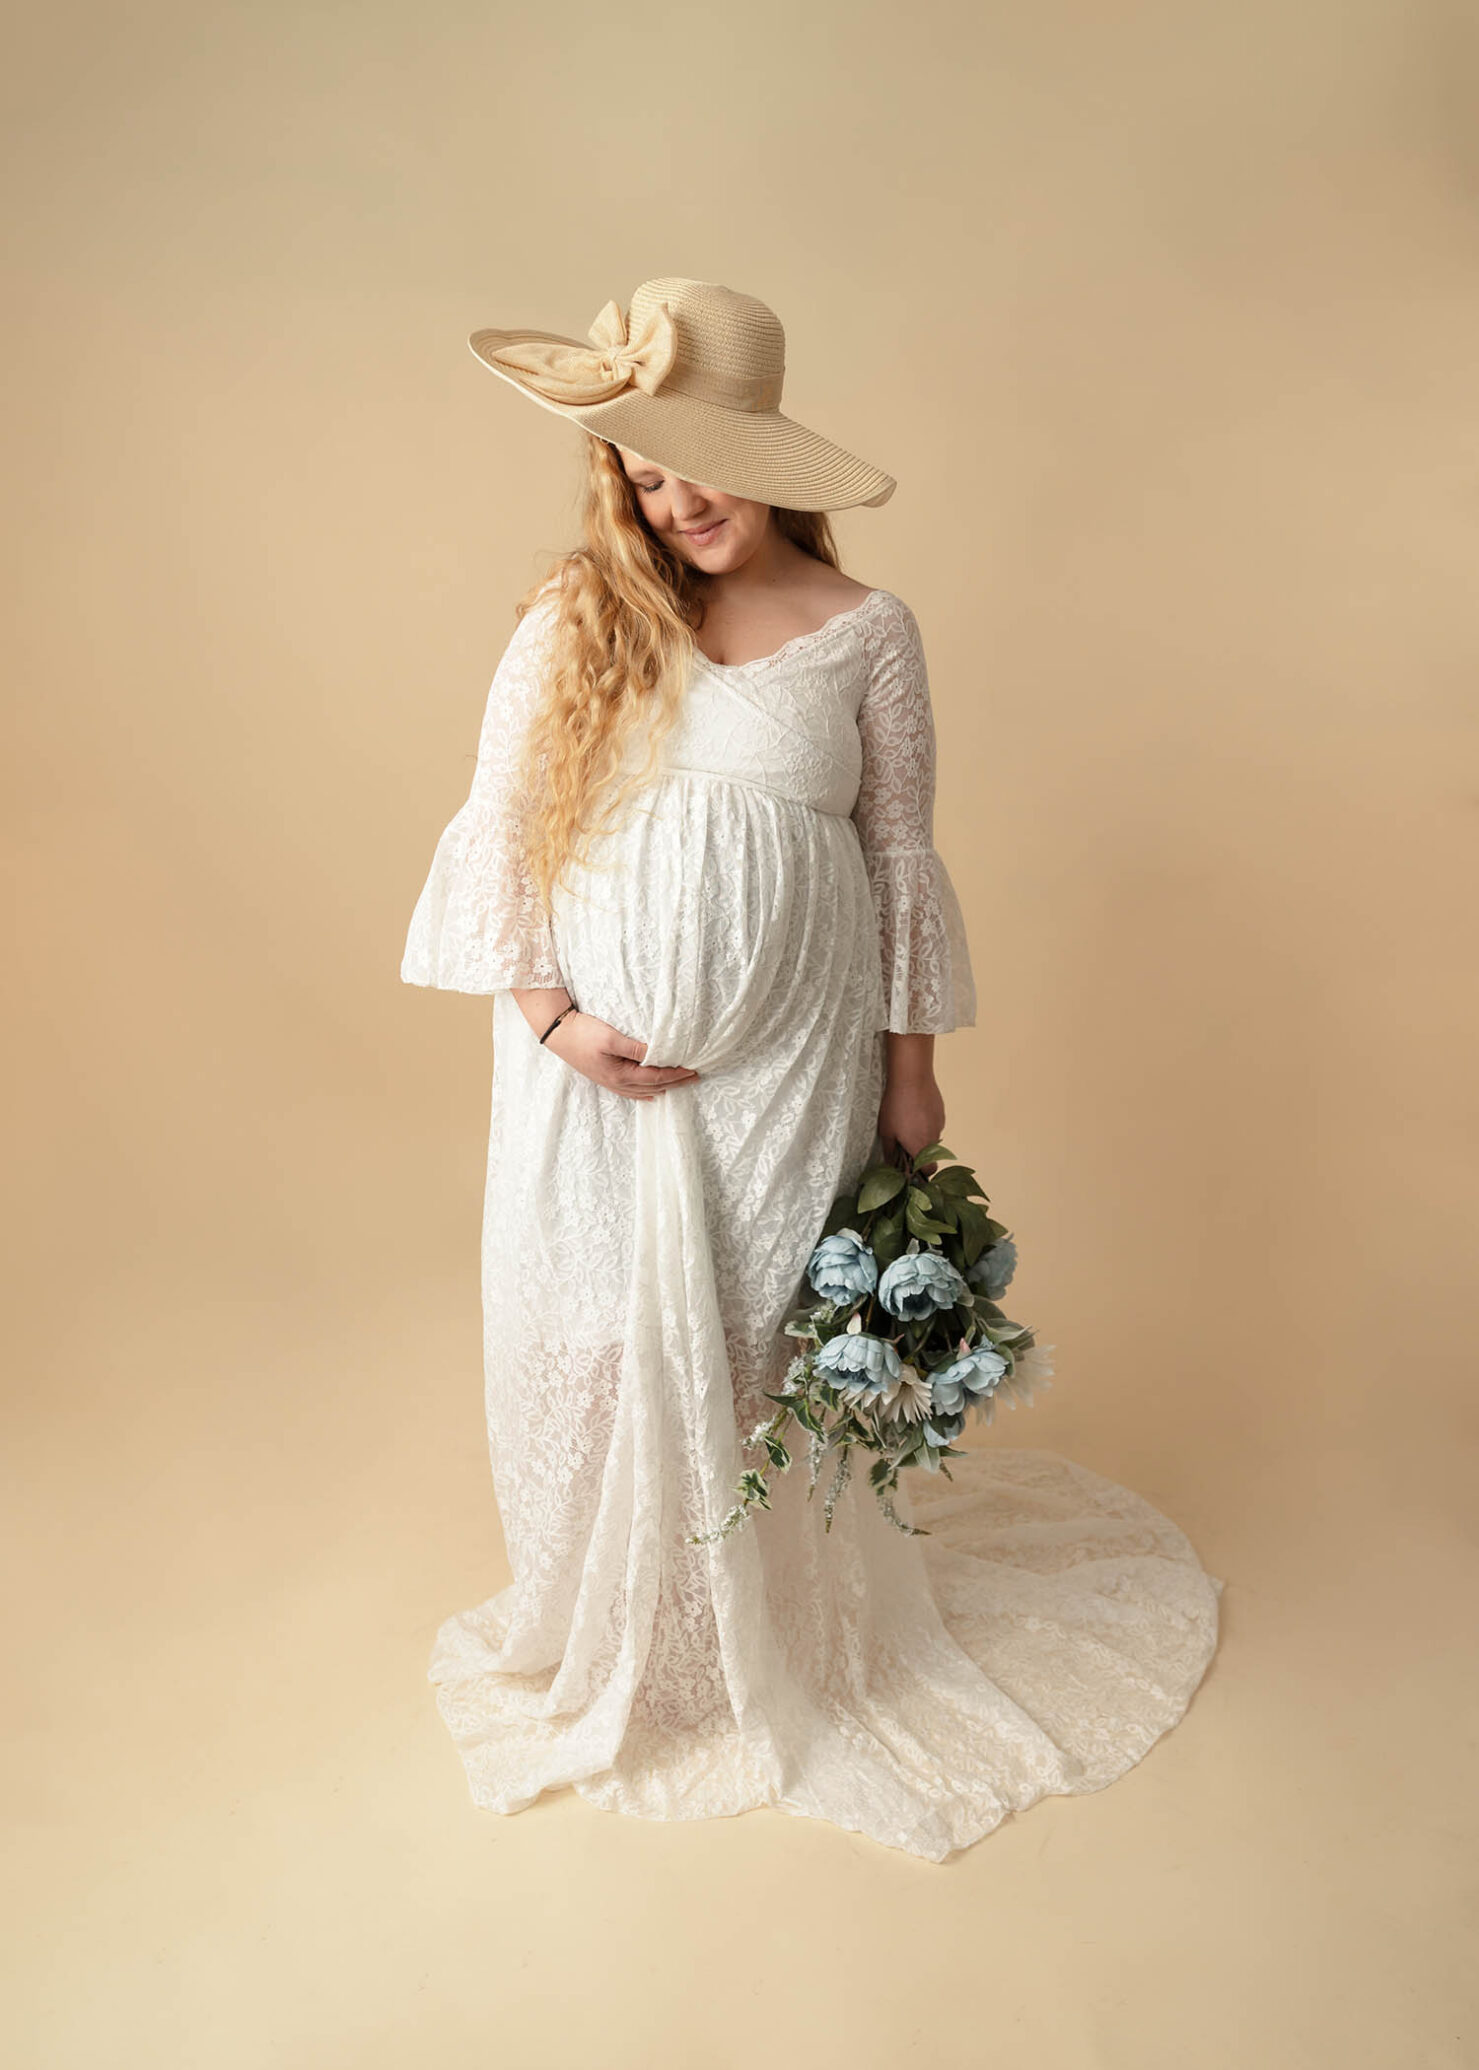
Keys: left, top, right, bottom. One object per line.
{"left": 485, "top": 297, "right": 677, "bottom": 407}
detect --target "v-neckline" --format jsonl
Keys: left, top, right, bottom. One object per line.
{"left": 692, "top": 587, "right": 887, "bottom": 673}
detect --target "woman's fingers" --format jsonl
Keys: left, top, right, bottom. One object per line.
{"left": 581, "top": 1023, "right": 701, "bottom": 1094}
{"left": 612, "top": 1057, "right": 699, "bottom": 1084}
{"left": 544, "top": 1015, "right": 698, "bottom": 1097}
{"left": 608, "top": 1034, "right": 699, "bottom": 1084}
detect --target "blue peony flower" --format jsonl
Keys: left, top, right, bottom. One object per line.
{"left": 967, "top": 1236, "right": 1017, "bottom": 1300}
{"left": 807, "top": 1227, "right": 879, "bottom": 1306}
{"left": 929, "top": 1344, "right": 1009, "bottom": 1416}
{"left": 877, "top": 1248, "right": 968, "bottom": 1321}
{"left": 815, "top": 1327, "right": 902, "bottom": 1405}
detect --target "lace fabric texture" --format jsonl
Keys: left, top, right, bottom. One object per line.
{"left": 402, "top": 586, "right": 1221, "bottom": 1861}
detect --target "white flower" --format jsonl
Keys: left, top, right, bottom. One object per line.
{"left": 778, "top": 1356, "right": 808, "bottom": 1394}
{"left": 879, "top": 1361, "right": 933, "bottom": 1424}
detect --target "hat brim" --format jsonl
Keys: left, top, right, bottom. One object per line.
{"left": 468, "top": 328, "right": 895, "bottom": 513}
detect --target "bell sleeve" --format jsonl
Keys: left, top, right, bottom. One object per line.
{"left": 401, "top": 594, "right": 569, "bottom": 994}
{"left": 852, "top": 594, "right": 977, "bottom": 1034}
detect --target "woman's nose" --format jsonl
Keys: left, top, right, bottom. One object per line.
{"left": 668, "top": 480, "right": 714, "bottom": 520}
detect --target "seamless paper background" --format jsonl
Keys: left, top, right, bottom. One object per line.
{"left": 4, "top": 2, "right": 1475, "bottom": 2065}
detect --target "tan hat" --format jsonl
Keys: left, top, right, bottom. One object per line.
{"left": 467, "top": 276, "right": 896, "bottom": 512}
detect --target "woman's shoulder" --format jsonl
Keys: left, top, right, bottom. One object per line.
{"left": 519, "top": 573, "right": 565, "bottom": 622}
{"left": 855, "top": 585, "right": 925, "bottom": 664}
{"left": 498, "top": 576, "right": 566, "bottom": 655}
{"left": 858, "top": 584, "right": 915, "bottom": 623}
{"left": 803, "top": 567, "right": 906, "bottom": 627}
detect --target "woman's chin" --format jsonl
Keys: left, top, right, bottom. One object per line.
{"left": 675, "top": 524, "right": 745, "bottom": 568}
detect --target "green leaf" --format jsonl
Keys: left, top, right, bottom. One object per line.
{"left": 871, "top": 1209, "right": 908, "bottom": 1268}
{"left": 982, "top": 1319, "right": 1031, "bottom": 1346}
{"left": 952, "top": 1197, "right": 993, "bottom": 1265}
{"left": 921, "top": 1189, "right": 960, "bottom": 1231}
{"left": 737, "top": 1469, "right": 772, "bottom": 1510}
{"left": 857, "top": 1166, "right": 907, "bottom": 1212}
{"left": 931, "top": 1165, "right": 988, "bottom": 1202}
{"left": 905, "top": 1196, "right": 954, "bottom": 1240}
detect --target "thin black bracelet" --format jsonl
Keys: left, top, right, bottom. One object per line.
{"left": 538, "top": 1001, "right": 578, "bottom": 1045}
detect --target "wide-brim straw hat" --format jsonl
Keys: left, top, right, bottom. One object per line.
{"left": 467, "top": 276, "right": 896, "bottom": 512}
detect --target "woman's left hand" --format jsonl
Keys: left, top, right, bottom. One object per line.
{"left": 877, "top": 1071, "right": 946, "bottom": 1174}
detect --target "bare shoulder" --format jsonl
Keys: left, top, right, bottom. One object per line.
{"left": 802, "top": 562, "right": 914, "bottom": 624}
{"left": 778, "top": 555, "right": 918, "bottom": 644}
{"left": 827, "top": 571, "right": 880, "bottom": 609}
{"left": 798, "top": 564, "right": 878, "bottom": 614}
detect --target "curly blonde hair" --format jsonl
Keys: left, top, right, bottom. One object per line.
{"left": 509, "top": 436, "right": 842, "bottom": 918}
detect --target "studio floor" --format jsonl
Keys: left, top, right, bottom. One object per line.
{"left": 6, "top": 1252, "right": 1472, "bottom": 2069}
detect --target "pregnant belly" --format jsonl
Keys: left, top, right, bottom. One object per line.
{"left": 551, "top": 773, "right": 881, "bottom": 1074}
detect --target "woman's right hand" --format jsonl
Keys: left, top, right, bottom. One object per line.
{"left": 544, "top": 1010, "right": 701, "bottom": 1100}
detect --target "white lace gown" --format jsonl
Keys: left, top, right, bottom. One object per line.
{"left": 402, "top": 584, "right": 1222, "bottom": 1862}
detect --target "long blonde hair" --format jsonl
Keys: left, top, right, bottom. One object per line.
{"left": 510, "top": 437, "right": 842, "bottom": 916}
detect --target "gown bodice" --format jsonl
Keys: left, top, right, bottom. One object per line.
{"left": 645, "top": 602, "right": 879, "bottom": 818}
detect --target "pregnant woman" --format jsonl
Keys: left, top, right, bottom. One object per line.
{"left": 402, "top": 276, "right": 1221, "bottom": 1862}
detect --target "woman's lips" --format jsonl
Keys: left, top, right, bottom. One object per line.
{"left": 683, "top": 519, "right": 726, "bottom": 545}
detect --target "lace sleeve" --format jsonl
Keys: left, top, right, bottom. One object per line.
{"left": 401, "top": 594, "right": 569, "bottom": 994}
{"left": 852, "top": 593, "right": 977, "bottom": 1034}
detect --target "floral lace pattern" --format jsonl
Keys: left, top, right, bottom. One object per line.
{"left": 401, "top": 586, "right": 1222, "bottom": 1860}
{"left": 402, "top": 586, "right": 976, "bottom": 1032}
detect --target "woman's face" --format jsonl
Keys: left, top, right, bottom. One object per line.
{"left": 614, "top": 445, "right": 771, "bottom": 570}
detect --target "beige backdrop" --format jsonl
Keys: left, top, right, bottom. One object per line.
{"left": 5, "top": 2, "right": 1475, "bottom": 2065}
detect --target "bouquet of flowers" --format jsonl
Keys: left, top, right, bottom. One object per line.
{"left": 692, "top": 1140, "right": 1054, "bottom": 1544}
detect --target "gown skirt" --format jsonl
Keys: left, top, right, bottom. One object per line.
{"left": 402, "top": 584, "right": 1222, "bottom": 1862}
